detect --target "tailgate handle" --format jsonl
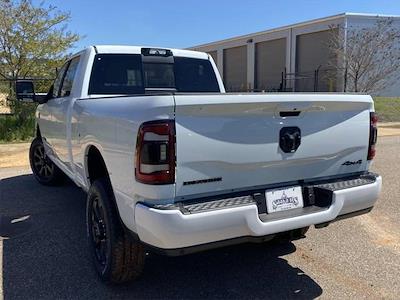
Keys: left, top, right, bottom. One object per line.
{"left": 279, "top": 111, "right": 301, "bottom": 117}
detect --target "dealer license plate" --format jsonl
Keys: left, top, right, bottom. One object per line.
{"left": 265, "top": 186, "right": 304, "bottom": 213}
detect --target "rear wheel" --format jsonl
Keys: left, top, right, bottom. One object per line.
{"left": 87, "top": 178, "right": 145, "bottom": 284}
{"left": 29, "top": 137, "right": 64, "bottom": 185}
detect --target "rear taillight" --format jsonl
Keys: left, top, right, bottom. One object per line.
{"left": 368, "top": 112, "right": 378, "bottom": 160}
{"left": 135, "top": 120, "right": 175, "bottom": 184}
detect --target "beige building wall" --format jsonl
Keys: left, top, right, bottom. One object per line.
{"left": 191, "top": 14, "right": 344, "bottom": 93}
{"left": 208, "top": 50, "right": 218, "bottom": 66}
{"left": 191, "top": 13, "right": 400, "bottom": 95}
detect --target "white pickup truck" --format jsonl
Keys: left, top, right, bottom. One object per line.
{"left": 24, "top": 45, "right": 382, "bottom": 283}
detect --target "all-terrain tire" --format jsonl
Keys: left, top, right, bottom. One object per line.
{"left": 29, "top": 137, "right": 64, "bottom": 185}
{"left": 87, "top": 178, "right": 145, "bottom": 284}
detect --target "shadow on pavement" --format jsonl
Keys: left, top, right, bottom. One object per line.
{"left": 0, "top": 173, "right": 323, "bottom": 299}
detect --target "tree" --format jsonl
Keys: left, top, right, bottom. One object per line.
{"left": 0, "top": 0, "right": 80, "bottom": 88}
{"left": 328, "top": 18, "right": 400, "bottom": 94}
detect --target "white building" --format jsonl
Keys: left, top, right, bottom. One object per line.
{"left": 190, "top": 13, "right": 400, "bottom": 96}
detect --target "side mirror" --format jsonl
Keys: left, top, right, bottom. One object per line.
{"left": 43, "top": 85, "right": 54, "bottom": 103}
{"left": 34, "top": 85, "right": 54, "bottom": 104}
{"left": 15, "top": 80, "right": 35, "bottom": 102}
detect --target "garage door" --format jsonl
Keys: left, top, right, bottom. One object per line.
{"left": 223, "top": 46, "right": 247, "bottom": 92}
{"left": 255, "top": 38, "right": 286, "bottom": 91}
{"left": 295, "top": 29, "right": 337, "bottom": 92}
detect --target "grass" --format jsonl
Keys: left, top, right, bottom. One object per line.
{"left": 373, "top": 97, "right": 400, "bottom": 122}
{"left": 0, "top": 101, "right": 36, "bottom": 143}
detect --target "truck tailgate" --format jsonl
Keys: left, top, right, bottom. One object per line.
{"left": 173, "top": 94, "right": 373, "bottom": 198}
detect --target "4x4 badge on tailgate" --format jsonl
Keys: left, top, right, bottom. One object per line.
{"left": 342, "top": 159, "right": 362, "bottom": 166}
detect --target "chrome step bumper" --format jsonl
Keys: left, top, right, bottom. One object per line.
{"left": 135, "top": 173, "right": 382, "bottom": 252}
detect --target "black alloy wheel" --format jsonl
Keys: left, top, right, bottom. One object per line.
{"left": 89, "top": 194, "right": 109, "bottom": 267}
{"left": 29, "top": 137, "right": 63, "bottom": 185}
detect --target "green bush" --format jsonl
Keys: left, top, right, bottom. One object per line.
{"left": 0, "top": 100, "right": 37, "bottom": 142}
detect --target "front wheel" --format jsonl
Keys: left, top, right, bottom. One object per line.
{"left": 87, "top": 178, "right": 145, "bottom": 283}
{"left": 29, "top": 137, "right": 64, "bottom": 185}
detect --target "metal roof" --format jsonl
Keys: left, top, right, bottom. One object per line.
{"left": 190, "top": 12, "right": 400, "bottom": 49}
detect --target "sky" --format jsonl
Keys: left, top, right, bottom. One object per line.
{"left": 36, "top": 0, "right": 400, "bottom": 51}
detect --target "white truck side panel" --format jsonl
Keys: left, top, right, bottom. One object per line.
{"left": 71, "top": 95, "right": 176, "bottom": 231}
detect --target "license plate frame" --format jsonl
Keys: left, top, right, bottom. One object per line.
{"left": 265, "top": 186, "right": 304, "bottom": 214}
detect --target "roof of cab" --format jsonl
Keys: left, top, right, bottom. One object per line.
{"left": 92, "top": 45, "right": 209, "bottom": 59}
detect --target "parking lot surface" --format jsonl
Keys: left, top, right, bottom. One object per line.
{"left": 0, "top": 136, "right": 399, "bottom": 299}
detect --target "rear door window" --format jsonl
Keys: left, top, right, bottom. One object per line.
{"left": 52, "top": 62, "right": 69, "bottom": 98}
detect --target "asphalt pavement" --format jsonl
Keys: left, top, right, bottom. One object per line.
{"left": 0, "top": 136, "right": 399, "bottom": 299}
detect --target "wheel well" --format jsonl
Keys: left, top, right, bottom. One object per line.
{"left": 87, "top": 146, "right": 109, "bottom": 184}
{"left": 86, "top": 146, "right": 130, "bottom": 234}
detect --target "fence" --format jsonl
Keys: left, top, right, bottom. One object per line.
{"left": 224, "top": 67, "right": 341, "bottom": 93}
{"left": 280, "top": 67, "right": 339, "bottom": 93}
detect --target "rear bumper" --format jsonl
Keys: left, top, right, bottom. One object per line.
{"left": 135, "top": 173, "right": 382, "bottom": 253}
